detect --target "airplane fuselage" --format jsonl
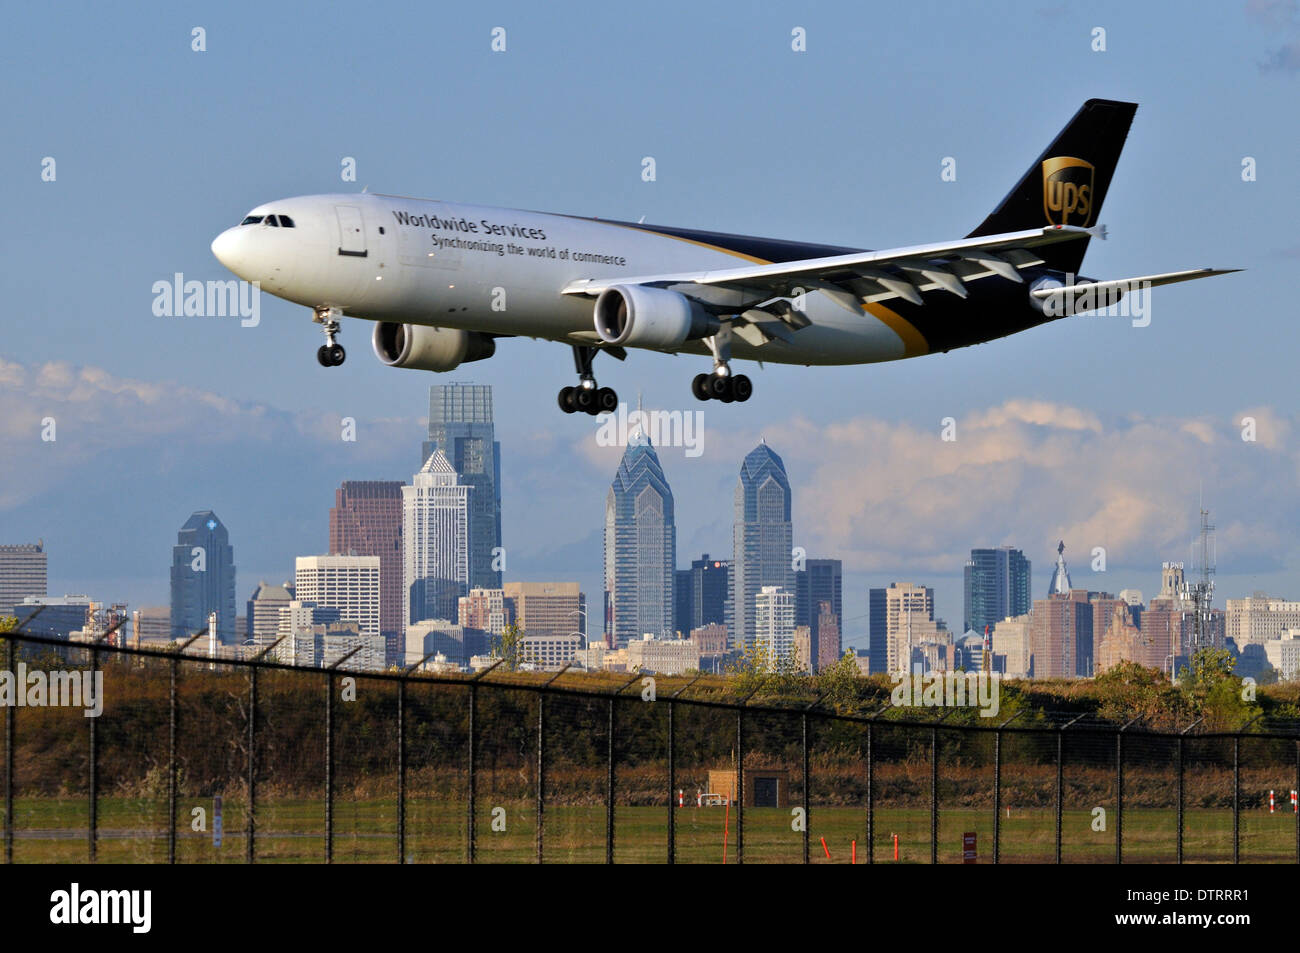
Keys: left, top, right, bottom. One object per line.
{"left": 211, "top": 192, "right": 1052, "bottom": 366}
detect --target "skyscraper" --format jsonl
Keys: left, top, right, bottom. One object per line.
{"left": 294, "top": 555, "right": 381, "bottom": 639}
{"left": 246, "top": 580, "right": 293, "bottom": 645}
{"left": 421, "top": 383, "right": 502, "bottom": 590}
{"left": 1029, "top": 590, "right": 1093, "bottom": 678}
{"left": 732, "top": 442, "right": 794, "bottom": 650}
{"left": 503, "top": 582, "right": 584, "bottom": 639}
{"left": 403, "top": 451, "right": 471, "bottom": 630}
{"left": 604, "top": 428, "right": 676, "bottom": 647}
{"left": 876, "top": 582, "right": 937, "bottom": 674}
{"left": 0, "top": 542, "right": 48, "bottom": 615}
{"left": 815, "top": 601, "right": 841, "bottom": 672}
{"left": 963, "top": 546, "right": 1032, "bottom": 634}
{"left": 673, "top": 554, "right": 730, "bottom": 637}
{"left": 796, "top": 558, "right": 842, "bottom": 669}
{"left": 755, "top": 586, "right": 796, "bottom": 669}
{"left": 330, "top": 480, "right": 404, "bottom": 652}
{"left": 169, "top": 511, "right": 236, "bottom": 644}
{"left": 868, "top": 587, "right": 888, "bottom": 674}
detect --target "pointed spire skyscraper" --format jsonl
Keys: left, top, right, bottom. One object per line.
{"left": 1047, "top": 540, "right": 1072, "bottom": 595}
{"left": 603, "top": 425, "right": 676, "bottom": 648}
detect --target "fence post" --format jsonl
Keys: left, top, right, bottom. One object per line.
{"left": 325, "top": 670, "right": 334, "bottom": 864}
{"left": 322, "top": 645, "right": 362, "bottom": 865}
{"left": 536, "top": 692, "right": 544, "bottom": 864}
{"left": 4, "top": 637, "right": 13, "bottom": 865}
{"left": 736, "top": 707, "right": 744, "bottom": 865}
{"left": 166, "top": 631, "right": 204, "bottom": 865}
{"left": 397, "top": 674, "right": 406, "bottom": 865}
{"left": 168, "top": 654, "right": 177, "bottom": 865}
{"left": 467, "top": 682, "right": 476, "bottom": 864}
{"left": 865, "top": 718, "right": 874, "bottom": 864}
{"left": 1115, "top": 718, "right": 1137, "bottom": 866}
{"left": 1054, "top": 730, "right": 1064, "bottom": 865}
{"left": 88, "top": 645, "right": 98, "bottom": 863}
{"left": 801, "top": 711, "right": 810, "bottom": 865}
{"left": 606, "top": 696, "right": 615, "bottom": 864}
{"left": 605, "top": 673, "right": 637, "bottom": 865}
{"left": 1176, "top": 718, "right": 1199, "bottom": 864}
{"left": 930, "top": 724, "right": 939, "bottom": 865}
{"left": 1232, "top": 732, "right": 1240, "bottom": 864}
{"left": 667, "top": 699, "right": 675, "bottom": 865}
{"left": 993, "top": 726, "right": 1001, "bottom": 865}
{"left": 246, "top": 663, "right": 256, "bottom": 864}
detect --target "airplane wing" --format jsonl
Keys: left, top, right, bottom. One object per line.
{"left": 560, "top": 225, "right": 1106, "bottom": 312}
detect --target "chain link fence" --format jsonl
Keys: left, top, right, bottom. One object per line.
{"left": 3, "top": 630, "right": 1299, "bottom": 864}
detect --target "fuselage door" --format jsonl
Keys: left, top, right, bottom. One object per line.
{"left": 336, "top": 205, "right": 367, "bottom": 257}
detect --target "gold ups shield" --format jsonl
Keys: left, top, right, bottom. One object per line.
{"left": 1042, "top": 156, "right": 1095, "bottom": 226}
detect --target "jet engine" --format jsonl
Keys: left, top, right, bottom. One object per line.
{"left": 371, "top": 323, "right": 495, "bottom": 372}
{"left": 593, "top": 285, "right": 719, "bottom": 348}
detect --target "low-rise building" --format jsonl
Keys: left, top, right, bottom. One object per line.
{"left": 627, "top": 635, "right": 700, "bottom": 675}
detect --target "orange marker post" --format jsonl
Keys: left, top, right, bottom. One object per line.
{"left": 820, "top": 836, "right": 831, "bottom": 860}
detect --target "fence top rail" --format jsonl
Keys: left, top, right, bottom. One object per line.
{"left": 4, "top": 628, "right": 1298, "bottom": 741}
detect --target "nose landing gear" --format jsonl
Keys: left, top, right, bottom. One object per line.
{"left": 314, "top": 306, "right": 346, "bottom": 367}
{"left": 558, "top": 344, "right": 618, "bottom": 415}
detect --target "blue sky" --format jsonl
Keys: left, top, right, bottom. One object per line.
{"left": 3, "top": 1, "right": 1298, "bottom": 642}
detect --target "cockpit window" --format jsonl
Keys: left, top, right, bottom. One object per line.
{"left": 240, "top": 215, "right": 264, "bottom": 225}
{"left": 279, "top": 215, "right": 295, "bottom": 228}
{"left": 265, "top": 215, "right": 280, "bottom": 227}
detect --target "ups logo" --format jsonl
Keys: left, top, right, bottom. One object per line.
{"left": 1042, "top": 156, "right": 1095, "bottom": 226}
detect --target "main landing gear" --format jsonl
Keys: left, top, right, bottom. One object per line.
{"left": 314, "top": 306, "right": 346, "bottom": 367}
{"left": 691, "top": 369, "right": 753, "bottom": 403}
{"left": 691, "top": 323, "right": 752, "bottom": 402}
{"left": 558, "top": 344, "right": 619, "bottom": 415}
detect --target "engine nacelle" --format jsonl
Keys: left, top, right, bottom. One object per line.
{"left": 593, "top": 284, "right": 719, "bottom": 348}
{"left": 371, "top": 322, "right": 495, "bottom": 372}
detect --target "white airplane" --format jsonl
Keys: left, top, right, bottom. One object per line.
{"left": 211, "top": 99, "right": 1235, "bottom": 415}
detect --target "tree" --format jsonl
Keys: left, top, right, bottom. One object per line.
{"left": 725, "top": 639, "right": 807, "bottom": 699}
{"left": 494, "top": 622, "right": 525, "bottom": 671}
{"left": 815, "top": 650, "right": 864, "bottom": 713}
{"left": 1180, "top": 647, "right": 1260, "bottom": 729}
{"left": 1180, "top": 647, "right": 1236, "bottom": 703}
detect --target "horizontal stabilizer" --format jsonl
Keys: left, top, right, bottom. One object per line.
{"left": 1029, "top": 268, "right": 1241, "bottom": 301}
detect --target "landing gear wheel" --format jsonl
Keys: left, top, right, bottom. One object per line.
{"left": 732, "top": 374, "right": 753, "bottom": 402}
{"left": 575, "top": 387, "right": 596, "bottom": 414}
{"left": 692, "top": 373, "right": 711, "bottom": 402}
{"left": 314, "top": 307, "right": 345, "bottom": 367}
{"left": 709, "top": 373, "right": 733, "bottom": 402}
{"left": 558, "top": 386, "right": 578, "bottom": 413}
{"left": 596, "top": 387, "right": 619, "bottom": 413}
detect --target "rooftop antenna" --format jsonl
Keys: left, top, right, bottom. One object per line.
{"left": 1179, "top": 502, "right": 1216, "bottom": 655}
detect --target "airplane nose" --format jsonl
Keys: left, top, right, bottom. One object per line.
{"left": 211, "top": 227, "right": 243, "bottom": 273}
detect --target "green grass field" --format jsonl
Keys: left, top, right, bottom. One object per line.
{"left": 4, "top": 798, "right": 1298, "bottom": 863}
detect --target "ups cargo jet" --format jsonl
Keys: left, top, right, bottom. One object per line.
{"left": 211, "top": 99, "right": 1236, "bottom": 415}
